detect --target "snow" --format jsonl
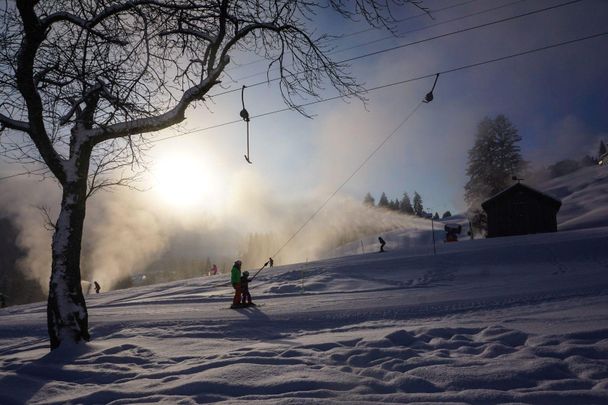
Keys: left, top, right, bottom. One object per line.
{"left": 1, "top": 167, "right": 608, "bottom": 404}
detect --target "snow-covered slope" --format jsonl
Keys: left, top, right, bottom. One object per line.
{"left": 540, "top": 165, "right": 608, "bottom": 231}
{"left": 1, "top": 224, "right": 607, "bottom": 404}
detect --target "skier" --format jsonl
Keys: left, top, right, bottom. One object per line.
{"left": 209, "top": 264, "right": 218, "bottom": 276}
{"left": 240, "top": 271, "right": 255, "bottom": 306}
{"left": 230, "top": 260, "right": 242, "bottom": 308}
{"left": 378, "top": 236, "right": 386, "bottom": 253}
{"left": 94, "top": 281, "right": 101, "bottom": 294}
{"left": 268, "top": 257, "right": 274, "bottom": 268}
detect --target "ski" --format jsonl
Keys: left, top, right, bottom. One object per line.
{"left": 224, "top": 303, "right": 263, "bottom": 310}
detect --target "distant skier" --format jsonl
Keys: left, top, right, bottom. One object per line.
{"left": 231, "top": 260, "right": 242, "bottom": 308}
{"left": 240, "top": 271, "right": 255, "bottom": 306}
{"left": 94, "top": 281, "right": 101, "bottom": 294}
{"left": 268, "top": 257, "right": 274, "bottom": 268}
{"left": 209, "top": 264, "right": 218, "bottom": 276}
{"left": 378, "top": 236, "right": 386, "bottom": 253}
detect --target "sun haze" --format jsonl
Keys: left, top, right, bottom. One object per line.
{"left": 153, "top": 154, "right": 222, "bottom": 211}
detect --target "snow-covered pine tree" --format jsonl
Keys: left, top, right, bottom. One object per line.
{"left": 400, "top": 193, "right": 414, "bottom": 215}
{"left": 464, "top": 115, "right": 527, "bottom": 207}
{"left": 413, "top": 192, "right": 424, "bottom": 217}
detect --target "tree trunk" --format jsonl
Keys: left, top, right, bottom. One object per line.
{"left": 47, "top": 179, "right": 90, "bottom": 350}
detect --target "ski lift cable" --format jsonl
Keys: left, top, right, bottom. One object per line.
{"left": 209, "top": 0, "right": 584, "bottom": 98}
{"left": 231, "top": 0, "right": 527, "bottom": 83}
{"left": 152, "top": 29, "right": 608, "bottom": 143}
{"left": 0, "top": 0, "right": 588, "bottom": 158}
{"left": 230, "top": 0, "right": 504, "bottom": 82}
{"left": 340, "top": 0, "right": 584, "bottom": 65}
{"left": 224, "top": 0, "right": 483, "bottom": 75}
{"left": 2, "top": 28, "right": 607, "bottom": 182}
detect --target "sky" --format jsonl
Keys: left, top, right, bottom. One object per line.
{"left": 1, "top": 0, "right": 608, "bottom": 289}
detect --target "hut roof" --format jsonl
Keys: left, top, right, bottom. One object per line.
{"left": 481, "top": 182, "right": 561, "bottom": 210}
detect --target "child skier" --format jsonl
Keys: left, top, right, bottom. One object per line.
{"left": 231, "top": 260, "right": 242, "bottom": 308}
{"left": 240, "top": 271, "right": 254, "bottom": 306}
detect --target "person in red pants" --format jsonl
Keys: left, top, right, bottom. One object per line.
{"left": 231, "top": 260, "right": 242, "bottom": 308}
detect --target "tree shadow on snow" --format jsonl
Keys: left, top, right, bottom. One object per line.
{"left": 0, "top": 341, "right": 94, "bottom": 404}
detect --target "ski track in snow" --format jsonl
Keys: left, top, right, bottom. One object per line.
{"left": 1, "top": 217, "right": 608, "bottom": 402}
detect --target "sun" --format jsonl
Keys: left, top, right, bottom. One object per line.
{"left": 153, "top": 155, "right": 221, "bottom": 209}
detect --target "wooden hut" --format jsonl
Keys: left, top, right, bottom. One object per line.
{"left": 481, "top": 183, "right": 561, "bottom": 238}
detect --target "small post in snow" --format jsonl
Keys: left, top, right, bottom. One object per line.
{"left": 429, "top": 208, "right": 436, "bottom": 255}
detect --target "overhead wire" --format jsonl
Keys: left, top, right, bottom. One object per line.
{"left": 231, "top": 0, "right": 528, "bottom": 83}
{"left": 2, "top": 27, "right": 606, "bottom": 182}
{"left": 0, "top": 7, "right": 604, "bottom": 182}
{"left": 150, "top": 29, "right": 608, "bottom": 143}
{"left": 4, "top": 0, "right": 482, "bottom": 158}
{"left": 225, "top": 0, "right": 483, "bottom": 74}
{"left": 210, "top": 0, "right": 584, "bottom": 98}
{"left": 0, "top": 0, "right": 581, "bottom": 160}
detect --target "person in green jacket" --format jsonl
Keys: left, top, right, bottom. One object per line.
{"left": 231, "top": 260, "right": 242, "bottom": 307}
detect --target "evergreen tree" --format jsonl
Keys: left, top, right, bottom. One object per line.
{"left": 599, "top": 140, "right": 607, "bottom": 157}
{"left": 391, "top": 199, "right": 400, "bottom": 211}
{"left": 433, "top": 212, "right": 440, "bottom": 220}
{"left": 464, "top": 115, "right": 526, "bottom": 207}
{"left": 413, "top": 192, "right": 423, "bottom": 217}
{"left": 400, "top": 192, "right": 414, "bottom": 215}
{"left": 378, "top": 192, "right": 390, "bottom": 208}
{"left": 363, "top": 192, "right": 375, "bottom": 207}
{"left": 442, "top": 210, "right": 452, "bottom": 219}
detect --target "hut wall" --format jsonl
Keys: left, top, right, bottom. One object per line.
{"left": 486, "top": 191, "right": 558, "bottom": 238}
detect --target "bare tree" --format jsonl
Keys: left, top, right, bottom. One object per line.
{"left": 0, "top": 0, "right": 426, "bottom": 350}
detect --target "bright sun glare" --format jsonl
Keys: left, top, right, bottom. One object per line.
{"left": 154, "top": 155, "right": 220, "bottom": 209}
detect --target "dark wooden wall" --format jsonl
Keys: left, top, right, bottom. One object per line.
{"left": 485, "top": 189, "right": 559, "bottom": 238}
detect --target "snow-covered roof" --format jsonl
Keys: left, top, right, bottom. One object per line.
{"left": 481, "top": 182, "right": 561, "bottom": 209}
